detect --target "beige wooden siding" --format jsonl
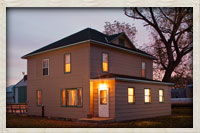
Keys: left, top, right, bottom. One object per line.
{"left": 91, "top": 80, "right": 115, "bottom": 118}
{"left": 26, "top": 42, "right": 91, "bottom": 119}
{"left": 90, "top": 43, "right": 153, "bottom": 79}
{"left": 115, "top": 81, "right": 171, "bottom": 121}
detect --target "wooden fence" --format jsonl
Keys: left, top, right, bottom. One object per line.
{"left": 6, "top": 104, "right": 27, "bottom": 114}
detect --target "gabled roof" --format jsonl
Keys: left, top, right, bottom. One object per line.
{"left": 91, "top": 73, "right": 174, "bottom": 86}
{"left": 22, "top": 28, "right": 156, "bottom": 59}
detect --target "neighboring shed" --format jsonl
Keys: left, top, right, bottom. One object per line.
{"left": 14, "top": 75, "right": 27, "bottom": 103}
{"left": 6, "top": 85, "right": 15, "bottom": 104}
{"left": 171, "top": 84, "right": 193, "bottom": 98}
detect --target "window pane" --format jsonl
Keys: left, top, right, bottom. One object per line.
{"left": 103, "top": 53, "right": 108, "bottom": 62}
{"left": 100, "top": 90, "right": 107, "bottom": 104}
{"left": 67, "top": 90, "right": 77, "bottom": 106}
{"left": 43, "top": 68, "right": 48, "bottom": 75}
{"left": 128, "top": 96, "right": 134, "bottom": 103}
{"left": 159, "top": 90, "right": 163, "bottom": 96}
{"left": 65, "top": 64, "right": 70, "bottom": 72}
{"left": 43, "top": 60, "right": 48, "bottom": 68}
{"left": 128, "top": 88, "right": 133, "bottom": 95}
{"left": 145, "top": 89, "right": 150, "bottom": 95}
{"left": 145, "top": 96, "right": 150, "bottom": 103}
{"left": 159, "top": 96, "right": 163, "bottom": 102}
{"left": 142, "top": 69, "right": 145, "bottom": 77}
{"left": 65, "top": 54, "right": 70, "bottom": 64}
{"left": 142, "top": 62, "right": 146, "bottom": 69}
{"left": 103, "top": 62, "right": 108, "bottom": 72}
{"left": 62, "top": 89, "right": 66, "bottom": 106}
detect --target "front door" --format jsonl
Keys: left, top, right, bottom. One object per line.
{"left": 98, "top": 87, "right": 109, "bottom": 117}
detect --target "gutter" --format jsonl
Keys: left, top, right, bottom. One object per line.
{"left": 115, "top": 77, "right": 174, "bottom": 86}
{"left": 90, "top": 78, "right": 115, "bottom": 81}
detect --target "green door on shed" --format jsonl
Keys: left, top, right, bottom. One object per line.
{"left": 18, "top": 86, "right": 27, "bottom": 103}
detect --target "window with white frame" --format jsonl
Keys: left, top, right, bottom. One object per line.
{"left": 61, "top": 88, "right": 82, "bottom": 107}
{"left": 102, "top": 53, "right": 109, "bottom": 72}
{"left": 42, "top": 59, "right": 49, "bottom": 76}
{"left": 159, "top": 89, "right": 164, "bottom": 103}
{"left": 142, "top": 62, "right": 146, "bottom": 77}
{"left": 64, "top": 54, "right": 71, "bottom": 73}
{"left": 144, "top": 88, "right": 151, "bottom": 103}
{"left": 128, "top": 88, "right": 135, "bottom": 103}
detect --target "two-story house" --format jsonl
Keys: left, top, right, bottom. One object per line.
{"left": 22, "top": 28, "right": 173, "bottom": 121}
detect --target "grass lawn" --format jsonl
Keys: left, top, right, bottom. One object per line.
{"left": 6, "top": 106, "right": 193, "bottom": 128}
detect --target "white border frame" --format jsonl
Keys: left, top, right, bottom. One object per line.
{"left": 0, "top": 1, "right": 200, "bottom": 133}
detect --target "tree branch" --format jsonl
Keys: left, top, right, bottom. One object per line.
{"left": 159, "top": 8, "right": 174, "bottom": 24}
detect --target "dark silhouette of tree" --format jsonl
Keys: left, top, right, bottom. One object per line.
{"left": 104, "top": 21, "right": 137, "bottom": 46}
{"left": 124, "top": 7, "right": 193, "bottom": 82}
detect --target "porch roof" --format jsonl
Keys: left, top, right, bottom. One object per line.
{"left": 91, "top": 73, "right": 174, "bottom": 86}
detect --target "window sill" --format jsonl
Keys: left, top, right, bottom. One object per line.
{"left": 128, "top": 102, "right": 135, "bottom": 104}
{"left": 64, "top": 72, "right": 71, "bottom": 74}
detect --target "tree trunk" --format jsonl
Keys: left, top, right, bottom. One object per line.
{"left": 162, "top": 69, "right": 174, "bottom": 82}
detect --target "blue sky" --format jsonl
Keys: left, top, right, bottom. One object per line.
{"left": 7, "top": 8, "right": 151, "bottom": 86}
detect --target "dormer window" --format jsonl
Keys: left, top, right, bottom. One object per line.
{"left": 119, "top": 38, "right": 125, "bottom": 46}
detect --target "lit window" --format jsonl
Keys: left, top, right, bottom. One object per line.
{"left": 128, "top": 88, "right": 135, "bottom": 103}
{"left": 36, "top": 90, "right": 42, "bottom": 105}
{"left": 42, "top": 59, "right": 49, "bottom": 76}
{"left": 144, "top": 89, "right": 151, "bottom": 103}
{"left": 61, "top": 88, "right": 82, "bottom": 107}
{"left": 142, "top": 62, "right": 146, "bottom": 77}
{"left": 102, "top": 53, "right": 109, "bottom": 72}
{"left": 100, "top": 90, "right": 107, "bottom": 105}
{"left": 159, "top": 89, "right": 164, "bottom": 103}
{"left": 119, "top": 38, "right": 125, "bottom": 46}
{"left": 65, "top": 54, "right": 71, "bottom": 73}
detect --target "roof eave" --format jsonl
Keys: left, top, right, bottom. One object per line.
{"left": 90, "top": 40, "right": 157, "bottom": 60}
{"left": 22, "top": 39, "right": 157, "bottom": 60}
{"left": 21, "top": 40, "right": 91, "bottom": 59}
{"left": 116, "top": 77, "right": 174, "bottom": 86}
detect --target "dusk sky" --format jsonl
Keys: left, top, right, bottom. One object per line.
{"left": 7, "top": 8, "right": 151, "bottom": 87}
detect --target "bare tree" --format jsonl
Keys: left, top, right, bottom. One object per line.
{"left": 104, "top": 21, "right": 137, "bottom": 46}
{"left": 124, "top": 7, "right": 193, "bottom": 82}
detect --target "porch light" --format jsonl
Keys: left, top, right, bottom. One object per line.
{"left": 99, "top": 84, "right": 108, "bottom": 90}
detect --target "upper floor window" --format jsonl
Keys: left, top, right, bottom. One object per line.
{"left": 61, "top": 88, "right": 82, "bottom": 107}
{"left": 142, "top": 62, "right": 146, "bottom": 77}
{"left": 42, "top": 59, "right": 49, "bottom": 76}
{"left": 36, "top": 90, "right": 42, "bottom": 106}
{"left": 128, "top": 88, "right": 135, "bottom": 104}
{"left": 119, "top": 38, "right": 125, "bottom": 46}
{"left": 102, "top": 53, "right": 109, "bottom": 72}
{"left": 159, "top": 89, "right": 164, "bottom": 103}
{"left": 144, "top": 88, "right": 151, "bottom": 103}
{"left": 65, "top": 54, "right": 71, "bottom": 73}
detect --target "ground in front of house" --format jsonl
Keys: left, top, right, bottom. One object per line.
{"left": 6, "top": 106, "right": 192, "bottom": 128}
